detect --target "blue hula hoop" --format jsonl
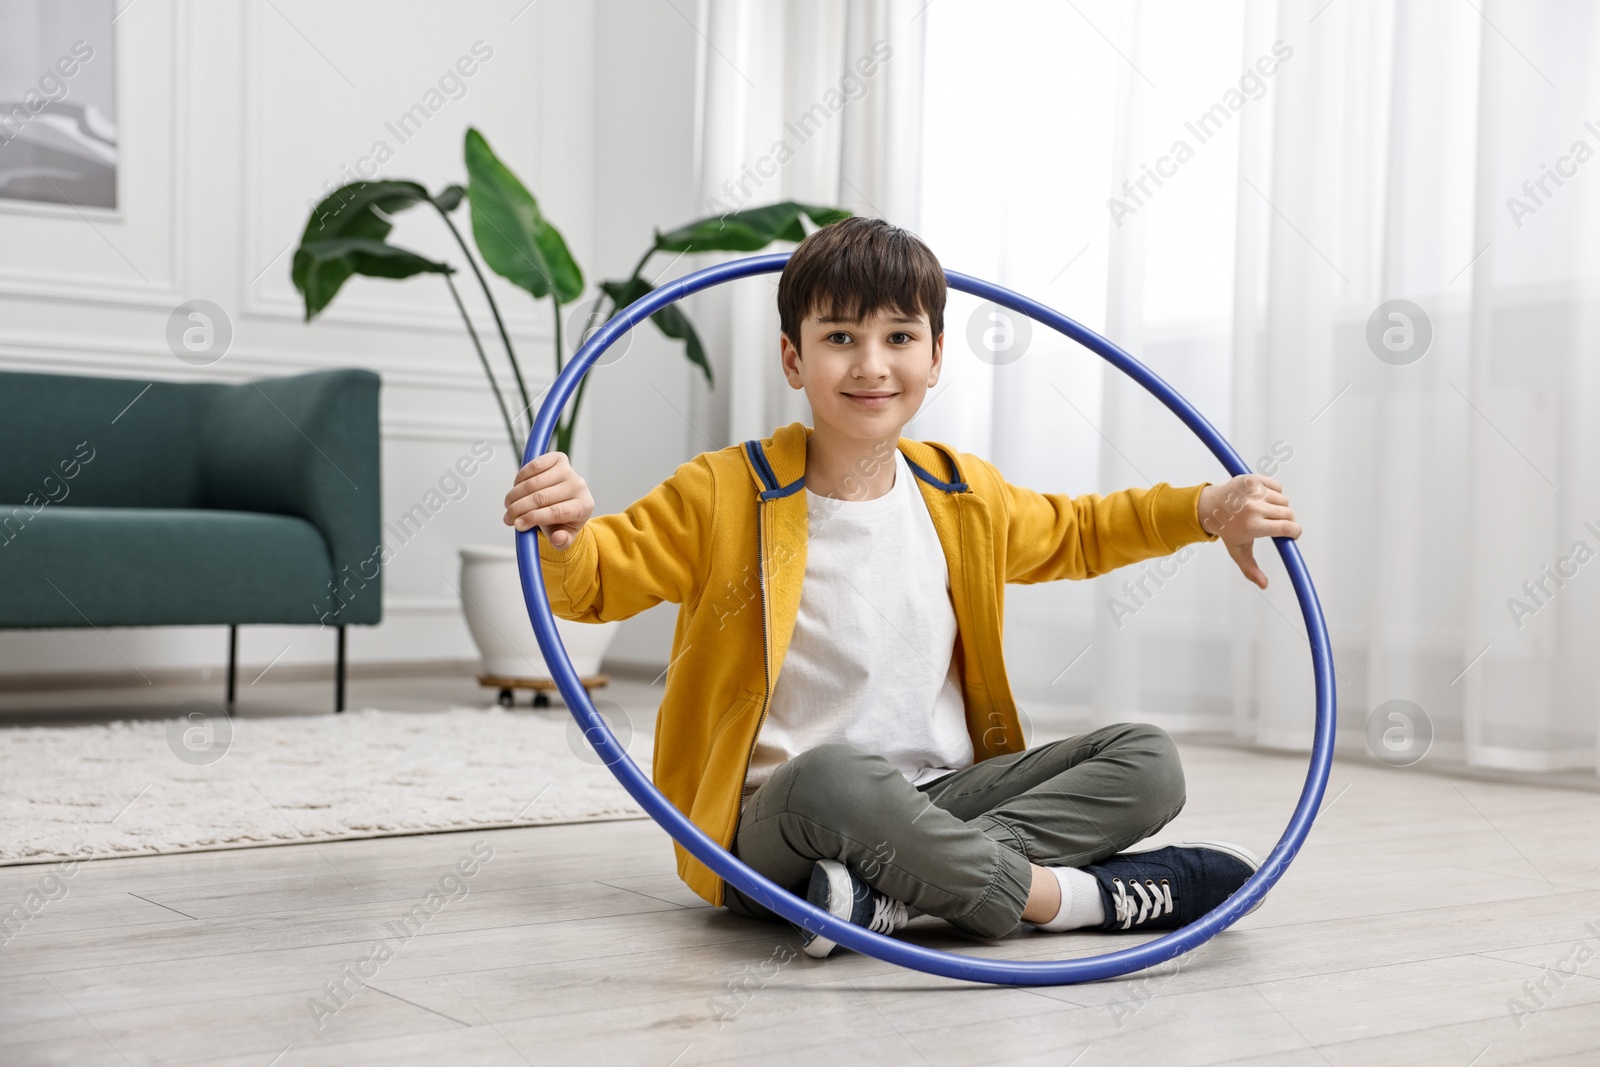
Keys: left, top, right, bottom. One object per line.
{"left": 516, "top": 251, "right": 1336, "bottom": 986}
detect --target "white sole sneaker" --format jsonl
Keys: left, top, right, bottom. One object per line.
{"left": 796, "top": 858, "right": 912, "bottom": 959}
{"left": 1176, "top": 839, "right": 1266, "bottom": 916}
{"left": 1120, "top": 839, "right": 1266, "bottom": 917}
{"left": 799, "top": 858, "right": 856, "bottom": 959}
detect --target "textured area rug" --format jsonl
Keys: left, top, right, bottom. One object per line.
{"left": 0, "top": 705, "right": 652, "bottom": 866}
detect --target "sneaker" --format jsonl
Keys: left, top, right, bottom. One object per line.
{"left": 1082, "top": 840, "right": 1264, "bottom": 932}
{"left": 796, "top": 858, "right": 913, "bottom": 959}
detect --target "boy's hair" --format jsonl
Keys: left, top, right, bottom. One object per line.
{"left": 777, "top": 216, "right": 946, "bottom": 351}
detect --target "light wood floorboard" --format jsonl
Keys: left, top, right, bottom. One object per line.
{"left": 2, "top": 674, "right": 1597, "bottom": 1065}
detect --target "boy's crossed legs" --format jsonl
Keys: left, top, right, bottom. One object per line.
{"left": 722, "top": 722, "right": 1259, "bottom": 950}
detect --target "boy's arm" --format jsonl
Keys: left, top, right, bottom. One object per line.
{"left": 536, "top": 456, "right": 714, "bottom": 622}
{"left": 1000, "top": 474, "right": 1217, "bottom": 584}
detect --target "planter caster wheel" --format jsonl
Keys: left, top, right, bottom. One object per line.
{"left": 477, "top": 674, "right": 609, "bottom": 709}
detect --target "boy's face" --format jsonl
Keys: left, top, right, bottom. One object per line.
{"left": 780, "top": 304, "right": 943, "bottom": 442}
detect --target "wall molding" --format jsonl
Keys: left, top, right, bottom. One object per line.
{"left": 386, "top": 595, "right": 465, "bottom": 613}
{"left": 0, "top": 339, "right": 515, "bottom": 445}
{"left": 0, "top": 3, "right": 187, "bottom": 306}
{"left": 240, "top": 284, "right": 557, "bottom": 339}
{"left": 0, "top": 330, "right": 549, "bottom": 397}
{"left": 384, "top": 416, "right": 505, "bottom": 444}
{"left": 236, "top": 0, "right": 553, "bottom": 338}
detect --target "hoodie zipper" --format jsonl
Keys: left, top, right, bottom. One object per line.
{"left": 730, "top": 496, "right": 773, "bottom": 852}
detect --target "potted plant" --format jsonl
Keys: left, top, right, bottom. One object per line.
{"left": 292, "top": 126, "right": 850, "bottom": 698}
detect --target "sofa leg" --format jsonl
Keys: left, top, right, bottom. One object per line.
{"left": 335, "top": 625, "right": 347, "bottom": 713}
{"left": 226, "top": 625, "right": 238, "bottom": 708}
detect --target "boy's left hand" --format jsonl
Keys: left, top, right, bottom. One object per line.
{"left": 1196, "top": 475, "right": 1302, "bottom": 589}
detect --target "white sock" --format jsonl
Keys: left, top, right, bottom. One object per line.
{"left": 1033, "top": 866, "right": 1105, "bottom": 931}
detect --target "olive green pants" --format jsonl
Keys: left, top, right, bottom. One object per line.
{"left": 721, "top": 722, "right": 1187, "bottom": 940}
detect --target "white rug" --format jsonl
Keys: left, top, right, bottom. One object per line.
{"left": 0, "top": 705, "right": 653, "bottom": 866}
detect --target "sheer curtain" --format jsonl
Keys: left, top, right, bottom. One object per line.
{"left": 686, "top": 0, "right": 927, "bottom": 447}
{"left": 1215, "top": 0, "right": 1600, "bottom": 772}
{"left": 912, "top": 1, "right": 1253, "bottom": 743}
{"left": 692, "top": 0, "right": 1600, "bottom": 774}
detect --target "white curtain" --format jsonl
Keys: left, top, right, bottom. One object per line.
{"left": 692, "top": 0, "right": 1600, "bottom": 774}
{"left": 1230, "top": 0, "right": 1600, "bottom": 773}
{"left": 686, "top": 0, "right": 928, "bottom": 447}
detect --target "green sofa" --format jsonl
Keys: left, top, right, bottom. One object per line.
{"left": 0, "top": 368, "right": 382, "bottom": 711}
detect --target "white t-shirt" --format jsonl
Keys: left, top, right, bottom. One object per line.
{"left": 740, "top": 448, "right": 974, "bottom": 810}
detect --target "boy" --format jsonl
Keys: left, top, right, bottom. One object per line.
{"left": 502, "top": 217, "right": 1301, "bottom": 957}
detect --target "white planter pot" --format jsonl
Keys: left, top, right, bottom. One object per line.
{"left": 458, "top": 543, "right": 620, "bottom": 679}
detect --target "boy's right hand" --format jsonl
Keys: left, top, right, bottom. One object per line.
{"left": 503, "top": 451, "right": 594, "bottom": 550}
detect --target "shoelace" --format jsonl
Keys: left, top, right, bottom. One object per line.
{"left": 1109, "top": 876, "right": 1174, "bottom": 930}
{"left": 866, "top": 893, "right": 909, "bottom": 934}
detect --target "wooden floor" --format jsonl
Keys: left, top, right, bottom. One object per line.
{"left": 3, "top": 672, "right": 1599, "bottom": 1065}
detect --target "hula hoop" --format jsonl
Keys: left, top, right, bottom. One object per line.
{"left": 515, "top": 252, "right": 1336, "bottom": 986}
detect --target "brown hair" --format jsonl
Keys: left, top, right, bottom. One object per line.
{"left": 777, "top": 216, "right": 946, "bottom": 351}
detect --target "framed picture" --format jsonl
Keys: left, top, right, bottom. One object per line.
{"left": 0, "top": 0, "right": 117, "bottom": 210}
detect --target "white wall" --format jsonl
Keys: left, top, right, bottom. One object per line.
{"left": 0, "top": 0, "right": 701, "bottom": 682}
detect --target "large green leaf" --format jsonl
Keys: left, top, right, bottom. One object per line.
{"left": 299, "top": 180, "right": 430, "bottom": 241}
{"left": 292, "top": 238, "right": 453, "bottom": 321}
{"left": 653, "top": 201, "right": 853, "bottom": 254}
{"left": 599, "top": 278, "right": 713, "bottom": 387}
{"left": 464, "top": 127, "right": 583, "bottom": 304}
{"left": 292, "top": 180, "right": 434, "bottom": 320}
{"left": 298, "top": 237, "right": 453, "bottom": 279}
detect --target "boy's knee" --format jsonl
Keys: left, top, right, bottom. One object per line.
{"left": 1119, "top": 722, "right": 1186, "bottom": 818}
{"left": 785, "top": 741, "right": 864, "bottom": 790}
{"left": 780, "top": 742, "right": 893, "bottom": 827}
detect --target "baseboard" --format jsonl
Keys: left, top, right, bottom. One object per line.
{"left": 0, "top": 655, "right": 672, "bottom": 694}
{"left": 1179, "top": 730, "right": 1600, "bottom": 795}
{"left": 0, "top": 658, "right": 482, "bottom": 693}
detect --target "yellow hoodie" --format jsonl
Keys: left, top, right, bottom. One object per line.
{"left": 536, "top": 420, "right": 1218, "bottom": 908}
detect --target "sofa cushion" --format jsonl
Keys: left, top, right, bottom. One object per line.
{"left": 0, "top": 374, "right": 216, "bottom": 508}
{"left": 0, "top": 505, "right": 346, "bottom": 628}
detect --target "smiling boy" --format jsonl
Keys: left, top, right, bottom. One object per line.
{"left": 503, "top": 216, "right": 1301, "bottom": 956}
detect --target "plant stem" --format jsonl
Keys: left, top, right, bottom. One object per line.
{"left": 553, "top": 297, "right": 566, "bottom": 380}
{"left": 430, "top": 200, "right": 533, "bottom": 433}
{"left": 559, "top": 288, "right": 609, "bottom": 462}
{"left": 551, "top": 242, "right": 654, "bottom": 463}
{"left": 563, "top": 363, "right": 591, "bottom": 460}
{"left": 443, "top": 272, "right": 519, "bottom": 462}
{"left": 626, "top": 244, "right": 656, "bottom": 284}
{"left": 552, "top": 298, "right": 570, "bottom": 458}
